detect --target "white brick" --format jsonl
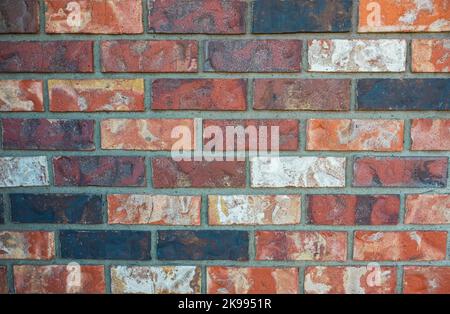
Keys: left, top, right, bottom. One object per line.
{"left": 0, "top": 156, "right": 49, "bottom": 187}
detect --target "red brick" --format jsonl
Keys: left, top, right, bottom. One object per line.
{"left": 0, "top": 41, "right": 93, "bottom": 72}
{"left": 2, "top": 119, "right": 95, "bottom": 151}
{"left": 405, "top": 194, "right": 450, "bottom": 224}
{"left": 49, "top": 79, "right": 145, "bottom": 112}
{"left": 307, "top": 119, "right": 404, "bottom": 151}
{"left": 0, "top": 266, "right": 7, "bottom": 294}
{"left": 148, "top": 0, "right": 246, "bottom": 34}
{"left": 152, "top": 158, "right": 246, "bottom": 188}
{"left": 152, "top": 79, "right": 247, "bottom": 111}
{"left": 412, "top": 39, "right": 449, "bottom": 73}
{"left": 101, "top": 40, "right": 198, "bottom": 72}
{"left": 255, "top": 231, "right": 347, "bottom": 261}
{"left": 304, "top": 266, "right": 397, "bottom": 294}
{"left": 353, "top": 157, "right": 448, "bottom": 187}
{"left": 353, "top": 231, "right": 447, "bottom": 261}
{"left": 204, "top": 40, "right": 301, "bottom": 72}
{"left": 207, "top": 267, "right": 298, "bottom": 294}
{"left": 14, "top": 265, "right": 105, "bottom": 294}
{"left": 101, "top": 119, "right": 195, "bottom": 150}
{"left": 0, "top": 231, "right": 54, "bottom": 260}
{"left": 0, "top": 80, "right": 43, "bottom": 112}
{"left": 411, "top": 119, "right": 450, "bottom": 151}
{"left": 403, "top": 266, "right": 450, "bottom": 294}
{"left": 253, "top": 79, "right": 350, "bottom": 111}
{"left": 45, "top": 0, "right": 143, "bottom": 34}
{"left": 203, "top": 119, "right": 299, "bottom": 151}
{"left": 307, "top": 195, "right": 400, "bottom": 225}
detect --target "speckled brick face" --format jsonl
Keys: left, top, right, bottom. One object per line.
{"left": 1, "top": 0, "right": 449, "bottom": 296}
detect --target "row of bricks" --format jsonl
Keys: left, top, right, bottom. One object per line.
{"left": 0, "top": 193, "right": 448, "bottom": 225}
{"left": 1, "top": 39, "right": 449, "bottom": 73}
{"left": 0, "top": 230, "right": 448, "bottom": 261}
{"left": 1, "top": 79, "right": 449, "bottom": 112}
{"left": 1, "top": 265, "right": 449, "bottom": 294}
{"left": 2, "top": 0, "right": 449, "bottom": 34}
{"left": 0, "top": 156, "right": 449, "bottom": 188}
{"left": 2, "top": 118, "right": 450, "bottom": 151}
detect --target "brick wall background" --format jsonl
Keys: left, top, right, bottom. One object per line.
{"left": 0, "top": 0, "right": 449, "bottom": 294}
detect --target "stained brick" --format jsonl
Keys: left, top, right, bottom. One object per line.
{"left": 253, "top": 79, "right": 350, "bottom": 111}
{"left": 157, "top": 230, "right": 249, "bottom": 261}
{"left": 152, "top": 79, "right": 247, "bottom": 111}
{"left": 307, "top": 195, "right": 400, "bottom": 225}
{"left": 0, "top": 80, "right": 43, "bottom": 112}
{"left": 49, "top": 79, "right": 145, "bottom": 112}
{"left": 0, "top": 41, "right": 93, "bottom": 73}
{"left": 2, "top": 119, "right": 95, "bottom": 151}
{"left": 405, "top": 194, "right": 450, "bottom": 225}
{"left": 353, "top": 157, "right": 448, "bottom": 188}
{"left": 10, "top": 194, "right": 103, "bottom": 224}
{"left": 411, "top": 119, "right": 450, "bottom": 151}
{"left": 353, "top": 231, "right": 447, "bottom": 261}
{"left": 357, "top": 79, "right": 450, "bottom": 111}
{"left": 0, "top": 157, "right": 49, "bottom": 187}
{"left": 0, "top": 231, "right": 54, "bottom": 260}
{"left": 412, "top": 39, "right": 450, "bottom": 73}
{"left": 204, "top": 40, "right": 301, "bottom": 72}
{"left": 148, "top": 0, "right": 246, "bottom": 34}
{"left": 53, "top": 156, "right": 146, "bottom": 187}
{"left": 0, "top": 0, "right": 39, "bottom": 33}
{"left": 101, "top": 40, "right": 198, "bottom": 72}
{"left": 0, "top": 195, "right": 3, "bottom": 224}
{"left": 0, "top": 266, "right": 6, "bottom": 294}
{"left": 14, "top": 265, "right": 105, "bottom": 294}
{"left": 60, "top": 230, "right": 151, "bottom": 260}
{"left": 403, "top": 267, "right": 450, "bottom": 294}
{"left": 255, "top": 231, "right": 347, "bottom": 261}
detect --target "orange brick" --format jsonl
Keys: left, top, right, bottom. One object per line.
{"left": 412, "top": 39, "right": 449, "bottom": 72}
{"left": 0, "top": 231, "right": 54, "bottom": 260}
{"left": 0, "top": 80, "right": 43, "bottom": 112}
{"left": 403, "top": 266, "right": 450, "bottom": 294}
{"left": 405, "top": 194, "right": 450, "bottom": 224}
{"left": 411, "top": 119, "right": 450, "bottom": 151}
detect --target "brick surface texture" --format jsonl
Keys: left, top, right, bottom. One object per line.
{"left": 0, "top": 0, "right": 448, "bottom": 295}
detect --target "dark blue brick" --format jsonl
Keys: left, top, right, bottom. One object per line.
{"left": 357, "top": 79, "right": 450, "bottom": 111}
{"left": 60, "top": 230, "right": 151, "bottom": 260}
{"left": 0, "top": 195, "right": 4, "bottom": 224}
{"left": 252, "top": 0, "right": 352, "bottom": 33}
{"left": 157, "top": 230, "right": 249, "bottom": 261}
{"left": 10, "top": 194, "right": 103, "bottom": 224}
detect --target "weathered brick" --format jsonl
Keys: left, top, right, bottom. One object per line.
{"left": 0, "top": 231, "right": 54, "bottom": 260}
{"left": 111, "top": 266, "right": 201, "bottom": 294}
{"left": 158, "top": 230, "right": 249, "bottom": 261}
{"left": 357, "top": 79, "right": 450, "bottom": 111}
{"left": 45, "top": 0, "right": 143, "bottom": 34}
{"left": 0, "top": 157, "right": 49, "bottom": 187}
{"left": 304, "top": 266, "right": 397, "bottom": 294}
{"left": 49, "top": 79, "right": 145, "bottom": 112}
{"left": 0, "top": 266, "right": 6, "bottom": 294}
{"left": 306, "top": 119, "right": 404, "bottom": 151}
{"left": 53, "top": 156, "right": 146, "bottom": 187}
{"left": 412, "top": 39, "right": 450, "bottom": 73}
{"left": 353, "top": 157, "right": 448, "bottom": 188}
{"left": 307, "top": 195, "right": 400, "bottom": 225}
{"left": 253, "top": 0, "right": 352, "bottom": 33}
{"left": 251, "top": 157, "right": 346, "bottom": 188}
{"left": 101, "top": 119, "right": 195, "bottom": 150}
{"left": 0, "top": 0, "right": 39, "bottom": 33}
{"left": 405, "top": 194, "right": 450, "bottom": 225}
{"left": 203, "top": 119, "right": 299, "bottom": 151}
{"left": 208, "top": 195, "right": 301, "bottom": 225}
{"left": 2, "top": 119, "right": 95, "bottom": 151}
{"left": 107, "top": 194, "right": 201, "bottom": 225}
{"left": 14, "top": 265, "right": 105, "bottom": 294}
{"left": 10, "top": 194, "right": 103, "bottom": 224}
{"left": 0, "top": 41, "right": 93, "bottom": 72}
{"left": 353, "top": 231, "right": 447, "bottom": 261}
{"left": 207, "top": 267, "right": 298, "bottom": 294}
{"left": 152, "top": 79, "right": 247, "bottom": 111}
{"left": 253, "top": 79, "right": 350, "bottom": 111}
{"left": 0, "top": 195, "right": 3, "bottom": 224}
{"left": 403, "top": 267, "right": 450, "bottom": 294}
{"left": 308, "top": 40, "right": 406, "bottom": 72}
{"left": 148, "top": 0, "right": 246, "bottom": 34}
{"left": 411, "top": 119, "right": 450, "bottom": 151}
{"left": 204, "top": 40, "right": 302, "bottom": 72}
{"left": 101, "top": 40, "right": 198, "bottom": 72}
{"left": 152, "top": 158, "right": 246, "bottom": 188}
{"left": 60, "top": 230, "right": 151, "bottom": 260}
{"left": 255, "top": 231, "right": 347, "bottom": 261}
{"left": 0, "top": 80, "right": 43, "bottom": 112}
{"left": 359, "top": 0, "right": 450, "bottom": 32}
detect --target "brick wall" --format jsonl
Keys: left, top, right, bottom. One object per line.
{"left": 0, "top": 0, "right": 449, "bottom": 294}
